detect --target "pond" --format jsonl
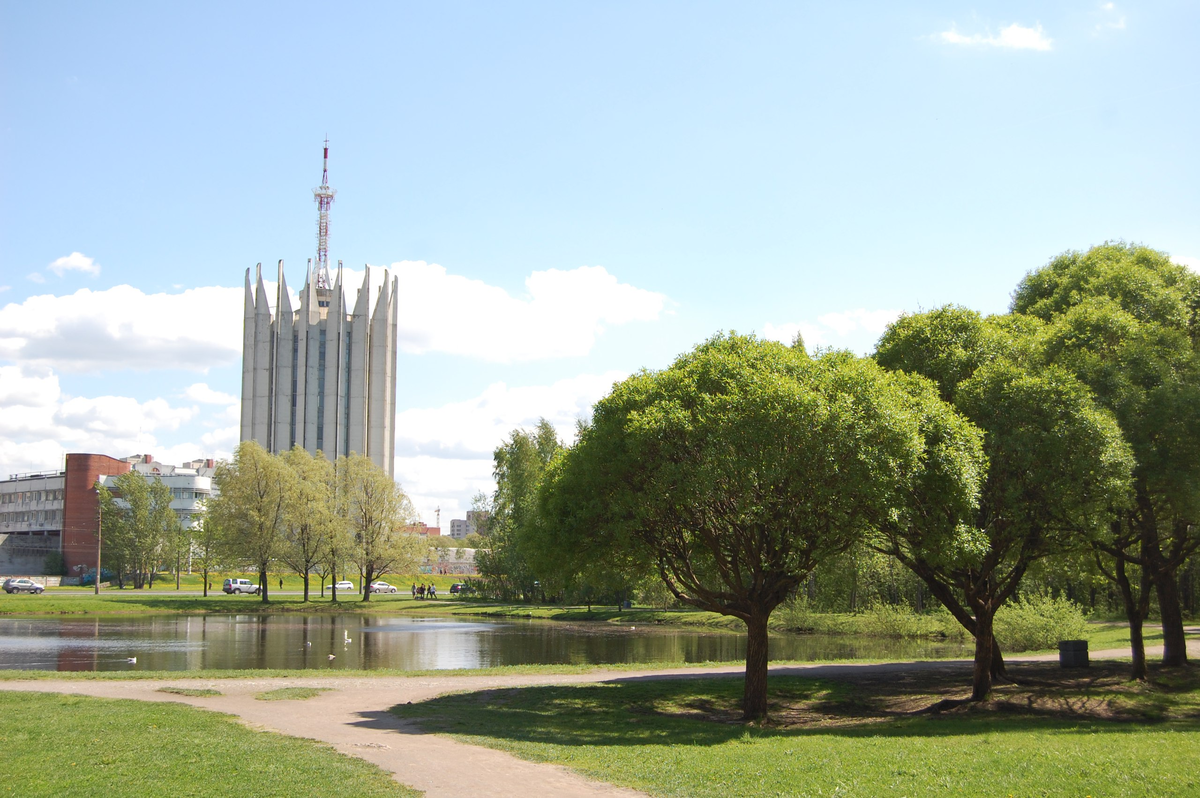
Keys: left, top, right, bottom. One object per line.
{"left": 0, "top": 614, "right": 972, "bottom": 672}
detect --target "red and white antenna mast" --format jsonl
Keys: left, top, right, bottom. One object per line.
{"left": 313, "top": 138, "right": 337, "bottom": 290}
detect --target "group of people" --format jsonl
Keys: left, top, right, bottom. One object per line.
{"left": 411, "top": 583, "right": 437, "bottom": 600}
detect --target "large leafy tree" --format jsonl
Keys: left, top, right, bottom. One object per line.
{"left": 875, "top": 307, "right": 1134, "bottom": 699}
{"left": 543, "top": 334, "right": 982, "bottom": 719}
{"left": 278, "top": 446, "right": 337, "bottom": 601}
{"left": 209, "top": 441, "right": 288, "bottom": 603}
{"left": 475, "top": 420, "right": 562, "bottom": 602}
{"left": 97, "top": 472, "right": 178, "bottom": 589}
{"left": 1013, "top": 243, "right": 1200, "bottom": 668}
{"left": 337, "top": 453, "right": 421, "bottom": 601}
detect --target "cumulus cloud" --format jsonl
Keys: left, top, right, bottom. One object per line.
{"left": 938, "top": 22, "right": 1053, "bottom": 51}
{"left": 27, "top": 273, "right": 45, "bottom": 284}
{"left": 184, "top": 382, "right": 238, "bottom": 405}
{"left": 385, "top": 261, "right": 667, "bottom": 362}
{"left": 1171, "top": 255, "right": 1199, "bottom": 273}
{"left": 394, "top": 372, "right": 626, "bottom": 522}
{"left": 762, "top": 308, "right": 901, "bottom": 354}
{"left": 0, "top": 364, "right": 212, "bottom": 479}
{"left": 0, "top": 261, "right": 664, "bottom": 374}
{"left": 0, "top": 285, "right": 244, "bottom": 373}
{"left": 48, "top": 252, "right": 101, "bottom": 277}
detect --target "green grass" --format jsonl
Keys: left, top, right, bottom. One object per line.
{"left": 0, "top": 691, "right": 418, "bottom": 797}
{"left": 156, "top": 686, "right": 221, "bottom": 697}
{"left": 393, "top": 668, "right": 1200, "bottom": 797}
{"left": 256, "top": 686, "right": 332, "bottom": 701}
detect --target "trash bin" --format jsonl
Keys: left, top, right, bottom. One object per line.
{"left": 1058, "top": 639, "right": 1089, "bottom": 668}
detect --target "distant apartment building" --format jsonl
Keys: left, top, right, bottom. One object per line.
{"left": 448, "top": 510, "right": 490, "bottom": 540}
{"left": 0, "top": 453, "right": 216, "bottom": 577}
{"left": 98, "top": 454, "right": 216, "bottom": 533}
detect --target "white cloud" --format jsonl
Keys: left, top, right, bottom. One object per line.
{"left": 938, "top": 23, "right": 1053, "bottom": 51}
{"left": 0, "top": 260, "right": 664, "bottom": 374}
{"left": 394, "top": 372, "right": 626, "bottom": 522}
{"left": 1171, "top": 255, "right": 1199, "bottom": 273}
{"left": 27, "top": 273, "right": 45, "bottom": 284}
{"left": 48, "top": 252, "right": 101, "bottom": 277}
{"left": 1095, "top": 2, "right": 1126, "bottom": 32}
{"left": 387, "top": 261, "right": 667, "bottom": 362}
{"left": 762, "top": 308, "right": 901, "bottom": 354}
{"left": 0, "top": 285, "right": 244, "bottom": 373}
{"left": 0, "top": 286, "right": 10, "bottom": 294}
{"left": 184, "top": 382, "right": 238, "bottom": 405}
{"left": 0, "top": 364, "right": 213, "bottom": 479}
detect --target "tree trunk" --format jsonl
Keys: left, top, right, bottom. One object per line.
{"left": 259, "top": 567, "right": 269, "bottom": 603}
{"left": 1156, "top": 573, "right": 1188, "bottom": 666}
{"left": 363, "top": 565, "right": 375, "bottom": 602}
{"left": 971, "top": 606, "right": 995, "bottom": 702}
{"left": 1113, "top": 552, "right": 1148, "bottom": 680}
{"left": 742, "top": 611, "right": 771, "bottom": 720}
{"left": 202, "top": 568, "right": 208, "bottom": 598}
{"left": 303, "top": 573, "right": 310, "bottom": 602}
{"left": 991, "top": 640, "right": 1007, "bottom": 680}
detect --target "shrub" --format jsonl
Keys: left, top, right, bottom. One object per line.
{"left": 994, "top": 592, "right": 1089, "bottom": 652}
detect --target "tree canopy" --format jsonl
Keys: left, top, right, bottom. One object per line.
{"left": 543, "top": 333, "right": 984, "bottom": 718}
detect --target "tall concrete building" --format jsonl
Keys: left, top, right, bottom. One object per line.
{"left": 239, "top": 143, "right": 399, "bottom": 476}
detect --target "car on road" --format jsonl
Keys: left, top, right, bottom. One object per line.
{"left": 449, "top": 582, "right": 475, "bottom": 595}
{"left": 334, "top": 580, "right": 355, "bottom": 593}
{"left": 222, "top": 578, "right": 260, "bottom": 595}
{"left": 369, "top": 581, "right": 397, "bottom": 593}
{"left": 3, "top": 578, "right": 44, "bottom": 594}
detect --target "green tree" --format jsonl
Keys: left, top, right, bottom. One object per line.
{"left": 191, "top": 513, "right": 226, "bottom": 597}
{"left": 209, "top": 441, "right": 288, "bottom": 603}
{"left": 97, "top": 472, "right": 177, "bottom": 589}
{"left": 876, "top": 308, "right": 1134, "bottom": 699}
{"left": 278, "top": 447, "right": 336, "bottom": 601}
{"left": 337, "top": 453, "right": 421, "bottom": 601}
{"left": 475, "top": 421, "right": 562, "bottom": 601}
{"left": 544, "top": 334, "right": 981, "bottom": 719}
{"left": 1013, "top": 242, "right": 1200, "bottom": 669}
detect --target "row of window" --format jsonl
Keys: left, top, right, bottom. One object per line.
{"left": 0, "top": 509, "right": 61, "bottom": 525}
{"left": 170, "top": 488, "right": 210, "bottom": 501}
{"left": 0, "top": 489, "right": 65, "bottom": 504}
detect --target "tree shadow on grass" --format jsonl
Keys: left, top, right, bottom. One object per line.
{"left": 389, "top": 662, "right": 1200, "bottom": 749}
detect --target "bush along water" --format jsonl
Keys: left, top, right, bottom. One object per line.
{"left": 993, "top": 591, "right": 1089, "bottom": 652}
{"left": 777, "top": 598, "right": 968, "bottom": 640}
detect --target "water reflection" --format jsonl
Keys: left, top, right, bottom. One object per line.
{"left": 0, "top": 615, "right": 971, "bottom": 672}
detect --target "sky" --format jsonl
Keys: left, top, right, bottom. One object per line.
{"left": 2, "top": 1, "right": 1198, "bottom": 525}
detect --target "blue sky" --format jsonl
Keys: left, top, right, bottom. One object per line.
{"left": 2, "top": 1, "right": 1197, "bottom": 522}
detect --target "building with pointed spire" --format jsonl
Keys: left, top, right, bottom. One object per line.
{"left": 239, "top": 143, "right": 398, "bottom": 477}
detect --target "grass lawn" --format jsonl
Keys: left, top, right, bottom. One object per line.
{"left": 1, "top": 691, "right": 418, "bottom": 797}
{"left": 393, "top": 663, "right": 1200, "bottom": 797}
{"left": 256, "top": 686, "right": 332, "bottom": 700}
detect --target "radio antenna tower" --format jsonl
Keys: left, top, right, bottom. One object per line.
{"left": 313, "top": 138, "right": 337, "bottom": 290}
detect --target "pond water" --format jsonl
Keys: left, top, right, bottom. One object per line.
{"left": 0, "top": 614, "right": 972, "bottom": 672}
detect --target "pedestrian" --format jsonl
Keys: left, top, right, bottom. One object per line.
{"left": 411, "top": 583, "right": 417, "bottom": 599}
{"left": 279, "top": 576, "right": 283, "bottom": 590}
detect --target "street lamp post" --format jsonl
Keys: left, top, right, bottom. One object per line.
{"left": 93, "top": 482, "right": 102, "bottom": 595}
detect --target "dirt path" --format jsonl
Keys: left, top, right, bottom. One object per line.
{"left": 2, "top": 639, "right": 1196, "bottom": 797}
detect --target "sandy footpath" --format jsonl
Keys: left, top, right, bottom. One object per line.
{"left": 1, "top": 640, "right": 1196, "bottom": 797}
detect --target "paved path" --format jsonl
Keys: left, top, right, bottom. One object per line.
{"left": 2, "top": 639, "right": 1197, "bottom": 797}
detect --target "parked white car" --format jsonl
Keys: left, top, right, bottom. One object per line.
{"left": 369, "top": 581, "right": 397, "bottom": 593}
{"left": 222, "top": 578, "right": 260, "bottom": 595}
{"left": 334, "top": 580, "right": 355, "bottom": 592}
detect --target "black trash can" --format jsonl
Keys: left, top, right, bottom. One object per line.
{"left": 1059, "top": 639, "right": 1089, "bottom": 668}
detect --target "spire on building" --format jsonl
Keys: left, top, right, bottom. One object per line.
{"left": 313, "top": 139, "right": 336, "bottom": 291}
